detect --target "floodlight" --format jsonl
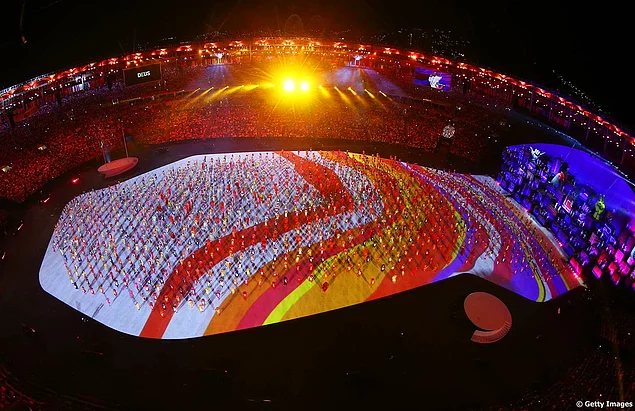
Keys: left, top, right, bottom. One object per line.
{"left": 283, "top": 79, "right": 295, "bottom": 91}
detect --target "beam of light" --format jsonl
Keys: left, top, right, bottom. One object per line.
{"left": 319, "top": 85, "right": 330, "bottom": 98}
{"left": 367, "top": 89, "right": 388, "bottom": 110}
{"left": 348, "top": 86, "right": 367, "bottom": 107}
{"left": 379, "top": 90, "right": 387, "bottom": 97}
{"left": 185, "top": 87, "right": 213, "bottom": 107}
{"left": 333, "top": 86, "right": 351, "bottom": 105}
{"left": 261, "top": 82, "right": 276, "bottom": 88}
{"left": 224, "top": 85, "right": 243, "bottom": 96}
{"left": 173, "top": 87, "right": 202, "bottom": 108}
{"left": 243, "top": 84, "right": 259, "bottom": 91}
{"left": 300, "top": 81, "right": 310, "bottom": 91}
{"left": 207, "top": 86, "right": 228, "bottom": 101}
{"left": 182, "top": 88, "right": 201, "bottom": 100}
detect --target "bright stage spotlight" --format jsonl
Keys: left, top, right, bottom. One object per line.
{"left": 283, "top": 79, "right": 295, "bottom": 92}
{"left": 300, "top": 81, "right": 310, "bottom": 91}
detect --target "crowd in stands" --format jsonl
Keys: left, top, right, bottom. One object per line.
{"left": 486, "top": 346, "right": 635, "bottom": 411}
{"left": 600, "top": 305, "right": 635, "bottom": 350}
{"left": 0, "top": 62, "right": 505, "bottom": 203}
{"left": 0, "top": 88, "right": 123, "bottom": 202}
{"left": 449, "top": 105, "right": 502, "bottom": 162}
{"left": 1, "top": 364, "right": 123, "bottom": 410}
{"left": 0, "top": 367, "right": 45, "bottom": 410}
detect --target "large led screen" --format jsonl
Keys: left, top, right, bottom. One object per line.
{"left": 414, "top": 68, "right": 452, "bottom": 91}
{"left": 124, "top": 63, "right": 162, "bottom": 87}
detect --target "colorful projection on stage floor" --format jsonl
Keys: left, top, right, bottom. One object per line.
{"left": 39, "top": 151, "right": 580, "bottom": 339}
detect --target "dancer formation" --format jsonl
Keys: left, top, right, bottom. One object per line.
{"left": 40, "top": 151, "right": 581, "bottom": 339}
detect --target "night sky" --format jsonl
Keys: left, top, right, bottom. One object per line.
{"left": 0, "top": 0, "right": 631, "bottom": 127}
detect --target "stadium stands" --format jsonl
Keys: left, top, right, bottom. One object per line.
{"left": 0, "top": 62, "right": 504, "bottom": 203}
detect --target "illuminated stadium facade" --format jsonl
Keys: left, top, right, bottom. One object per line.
{"left": 1, "top": 36, "right": 635, "bottom": 410}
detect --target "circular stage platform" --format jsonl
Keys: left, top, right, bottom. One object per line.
{"left": 464, "top": 292, "right": 512, "bottom": 331}
{"left": 464, "top": 291, "right": 513, "bottom": 343}
{"left": 97, "top": 157, "right": 138, "bottom": 178}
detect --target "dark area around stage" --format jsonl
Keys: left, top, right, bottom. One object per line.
{"left": 0, "top": 121, "right": 631, "bottom": 409}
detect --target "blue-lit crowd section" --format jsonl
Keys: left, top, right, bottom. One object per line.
{"left": 498, "top": 144, "right": 635, "bottom": 291}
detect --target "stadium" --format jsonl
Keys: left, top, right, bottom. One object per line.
{"left": 0, "top": 31, "right": 634, "bottom": 410}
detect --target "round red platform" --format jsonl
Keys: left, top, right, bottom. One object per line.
{"left": 98, "top": 157, "right": 138, "bottom": 178}
{"left": 463, "top": 292, "right": 512, "bottom": 331}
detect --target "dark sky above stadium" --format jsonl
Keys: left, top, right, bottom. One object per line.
{"left": 0, "top": 0, "right": 631, "bottom": 127}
